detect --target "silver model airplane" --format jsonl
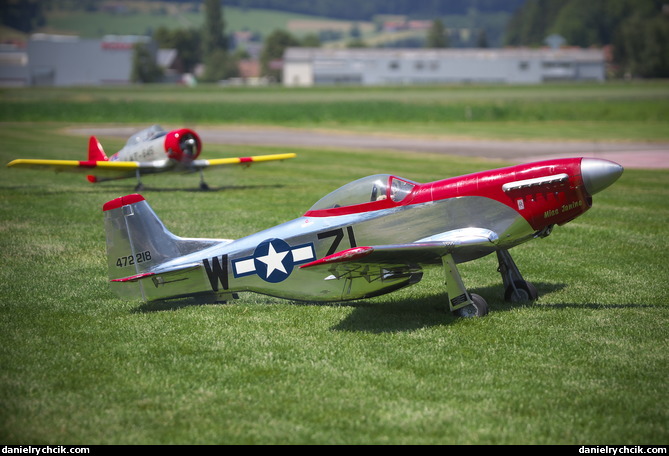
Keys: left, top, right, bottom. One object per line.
{"left": 103, "top": 157, "right": 623, "bottom": 317}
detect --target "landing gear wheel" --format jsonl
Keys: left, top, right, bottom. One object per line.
{"left": 504, "top": 280, "right": 538, "bottom": 302}
{"left": 198, "top": 169, "right": 210, "bottom": 191}
{"left": 453, "top": 293, "right": 489, "bottom": 318}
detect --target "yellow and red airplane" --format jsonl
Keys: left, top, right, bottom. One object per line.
{"left": 7, "top": 125, "right": 296, "bottom": 190}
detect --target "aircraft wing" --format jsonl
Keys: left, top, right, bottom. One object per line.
{"left": 7, "top": 153, "right": 295, "bottom": 179}
{"left": 189, "top": 153, "right": 296, "bottom": 170}
{"left": 300, "top": 228, "right": 499, "bottom": 277}
{"left": 6, "top": 158, "right": 174, "bottom": 178}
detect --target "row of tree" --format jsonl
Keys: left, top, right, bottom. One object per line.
{"left": 0, "top": 0, "right": 525, "bottom": 31}
{"left": 505, "top": 0, "right": 669, "bottom": 78}
{"left": 222, "top": 0, "right": 524, "bottom": 21}
{"left": 0, "top": 0, "right": 45, "bottom": 33}
{"left": 140, "top": 0, "right": 669, "bottom": 82}
{"left": 136, "top": 0, "right": 669, "bottom": 81}
{"left": 135, "top": 0, "right": 239, "bottom": 82}
{"left": 144, "top": 16, "right": 470, "bottom": 83}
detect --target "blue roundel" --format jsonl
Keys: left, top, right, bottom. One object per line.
{"left": 253, "top": 238, "right": 294, "bottom": 283}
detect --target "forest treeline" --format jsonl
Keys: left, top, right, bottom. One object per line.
{"left": 505, "top": 0, "right": 669, "bottom": 77}
{"left": 222, "top": 0, "right": 524, "bottom": 20}
{"left": 0, "top": 0, "right": 525, "bottom": 29}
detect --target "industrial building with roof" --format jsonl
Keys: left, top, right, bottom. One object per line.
{"left": 282, "top": 47, "right": 606, "bottom": 86}
{"left": 0, "top": 34, "right": 154, "bottom": 87}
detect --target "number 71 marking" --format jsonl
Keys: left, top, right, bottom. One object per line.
{"left": 318, "top": 226, "right": 357, "bottom": 256}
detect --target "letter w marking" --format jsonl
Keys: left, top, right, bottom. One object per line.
{"left": 203, "top": 255, "right": 229, "bottom": 291}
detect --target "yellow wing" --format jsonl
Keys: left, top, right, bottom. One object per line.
{"left": 192, "top": 153, "right": 297, "bottom": 169}
{"left": 7, "top": 153, "right": 296, "bottom": 183}
{"left": 7, "top": 159, "right": 143, "bottom": 176}
{"left": 6, "top": 159, "right": 175, "bottom": 183}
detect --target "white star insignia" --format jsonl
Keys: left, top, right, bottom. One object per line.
{"left": 257, "top": 242, "right": 289, "bottom": 277}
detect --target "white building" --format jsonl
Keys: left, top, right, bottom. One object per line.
{"left": 0, "top": 34, "right": 153, "bottom": 87}
{"left": 283, "top": 47, "right": 606, "bottom": 87}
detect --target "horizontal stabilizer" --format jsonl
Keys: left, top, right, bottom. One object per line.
{"left": 110, "top": 262, "right": 202, "bottom": 283}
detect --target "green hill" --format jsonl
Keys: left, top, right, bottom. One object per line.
{"left": 1, "top": 1, "right": 515, "bottom": 48}
{"left": 38, "top": 5, "right": 343, "bottom": 39}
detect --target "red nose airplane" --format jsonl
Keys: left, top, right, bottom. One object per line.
{"left": 102, "top": 157, "right": 623, "bottom": 317}
{"left": 7, "top": 125, "right": 296, "bottom": 190}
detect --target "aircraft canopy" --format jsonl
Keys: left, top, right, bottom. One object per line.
{"left": 125, "top": 125, "right": 167, "bottom": 146}
{"left": 309, "top": 174, "right": 417, "bottom": 211}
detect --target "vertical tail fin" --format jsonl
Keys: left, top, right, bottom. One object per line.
{"left": 87, "top": 136, "right": 108, "bottom": 183}
{"left": 103, "top": 194, "right": 180, "bottom": 280}
{"left": 102, "top": 194, "right": 225, "bottom": 301}
{"left": 88, "top": 136, "right": 108, "bottom": 161}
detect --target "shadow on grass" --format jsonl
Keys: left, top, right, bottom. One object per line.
{"left": 327, "top": 294, "right": 455, "bottom": 333}
{"left": 132, "top": 294, "right": 235, "bottom": 313}
{"left": 120, "top": 184, "right": 287, "bottom": 193}
{"left": 328, "top": 281, "right": 569, "bottom": 333}
{"left": 0, "top": 183, "right": 286, "bottom": 194}
{"left": 128, "top": 280, "right": 646, "bottom": 332}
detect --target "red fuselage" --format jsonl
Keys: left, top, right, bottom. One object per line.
{"left": 305, "top": 157, "right": 618, "bottom": 232}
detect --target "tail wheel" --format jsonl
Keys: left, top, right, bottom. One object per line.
{"left": 504, "top": 280, "right": 538, "bottom": 302}
{"left": 453, "top": 293, "right": 489, "bottom": 318}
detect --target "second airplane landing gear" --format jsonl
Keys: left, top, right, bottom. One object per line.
{"left": 134, "top": 169, "right": 144, "bottom": 192}
{"left": 199, "top": 170, "right": 210, "bottom": 191}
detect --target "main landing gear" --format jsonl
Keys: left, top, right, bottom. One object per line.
{"left": 443, "top": 249, "right": 538, "bottom": 318}
{"left": 134, "top": 169, "right": 144, "bottom": 192}
{"left": 497, "top": 249, "right": 538, "bottom": 302}
{"left": 199, "top": 170, "right": 210, "bottom": 191}
{"left": 442, "top": 254, "right": 489, "bottom": 318}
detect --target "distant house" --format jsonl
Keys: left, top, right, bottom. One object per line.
{"left": 282, "top": 47, "right": 606, "bottom": 87}
{"left": 0, "top": 34, "right": 154, "bottom": 87}
{"left": 238, "top": 59, "right": 261, "bottom": 79}
{"left": 383, "top": 19, "right": 431, "bottom": 32}
{"left": 225, "top": 59, "right": 268, "bottom": 86}
{"left": 0, "top": 43, "right": 29, "bottom": 87}
{"left": 157, "top": 48, "right": 181, "bottom": 83}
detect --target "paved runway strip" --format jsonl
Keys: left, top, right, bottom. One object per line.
{"left": 69, "top": 126, "right": 669, "bottom": 169}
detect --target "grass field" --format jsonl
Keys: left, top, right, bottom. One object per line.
{"left": 2, "top": 81, "right": 669, "bottom": 142}
{"left": 0, "top": 83, "right": 668, "bottom": 444}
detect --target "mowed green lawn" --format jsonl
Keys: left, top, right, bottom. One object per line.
{"left": 0, "top": 83, "right": 668, "bottom": 444}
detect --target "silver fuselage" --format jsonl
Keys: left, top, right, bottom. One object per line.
{"left": 110, "top": 196, "right": 531, "bottom": 303}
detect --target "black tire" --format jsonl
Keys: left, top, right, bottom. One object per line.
{"left": 453, "top": 293, "right": 489, "bottom": 318}
{"left": 504, "top": 280, "right": 538, "bottom": 302}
